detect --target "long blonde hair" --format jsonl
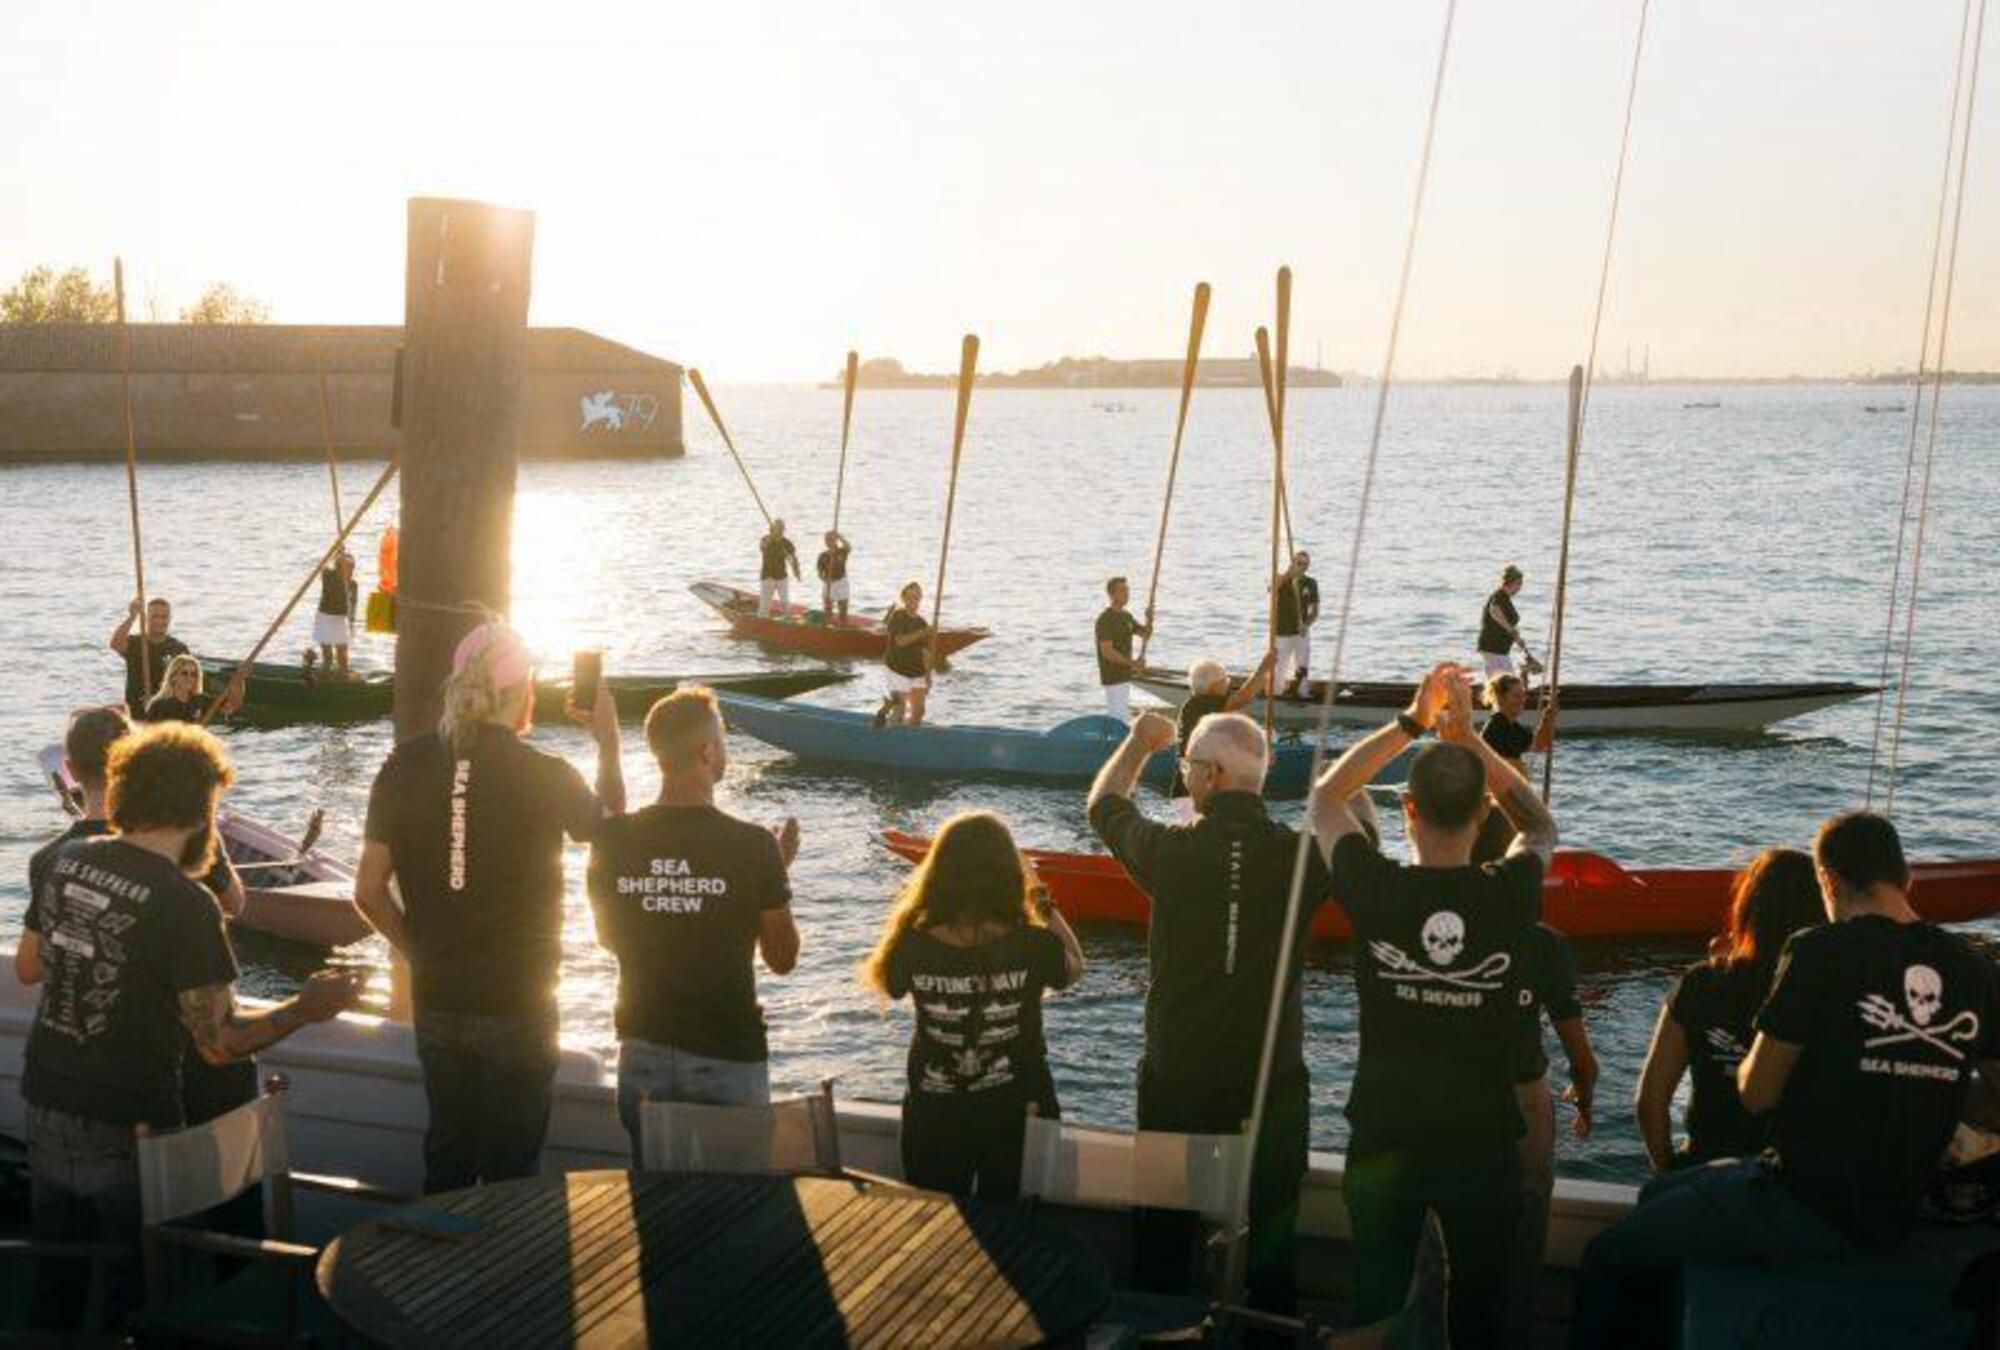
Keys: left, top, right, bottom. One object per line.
{"left": 437, "top": 642, "right": 527, "bottom": 754}
{"left": 146, "top": 655, "right": 204, "bottom": 716}
{"left": 861, "top": 811, "right": 1037, "bottom": 997}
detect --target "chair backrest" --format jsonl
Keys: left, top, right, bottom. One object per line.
{"left": 1019, "top": 1116, "right": 1245, "bottom": 1224}
{"left": 136, "top": 1088, "right": 288, "bottom": 1227}
{"left": 638, "top": 1080, "right": 842, "bottom": 1178}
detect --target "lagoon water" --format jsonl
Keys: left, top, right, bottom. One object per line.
{"left": 2, "top": 381, "right": 1996, "bottom": 1184}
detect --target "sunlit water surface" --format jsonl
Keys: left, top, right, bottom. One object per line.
{"left": 2, "top": 382, "right": 1996, "bottom": 1184}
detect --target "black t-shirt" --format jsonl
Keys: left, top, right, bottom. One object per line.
{"left": 122, "top": 633, "right": 191, "bottom": 713}
{"left": 815, "top": 544, "right": 849, "bottom": 583}
{"left": 1095, "top": 607, "right": 1139, "bottom": 686}
{"left": 1331, "top": 834, "right": 1542, "bottom": 1152}
{"left": 1274, "top": 575, "right": 1319, "bottom": 636}
{"left": 1090, "top": 792, "right": 1330, "bottom": 1108}
{"left": 586, "top": 803, "right": 791, "bottom": 1062}
{"left": 318, "top": 569, "right": 358, "bottom": 617}
{"left": 1668, "top": 959, "right": 1768, "bottom": 1164}
{"left": 364, "top": 727, "right": 600, "bottom": 1015}
{"left": 759, "top": 536, "right": 799, "bottom": 580}
{"left": 886, "top": 925, "right": 1072, "bottom": 1107}
{"left": 1513, "top": 924, "right": 1581, "bottom": 1084}
{"left": 1168, "top": 691, "right": 1229, "bottom": 798}
{"left": 1756, "top": 916, "right": 2000, "bottom": 1244}
{"left": 1478, "top": 589, "right": 1519, "bottom": 655}
{"left": 885, "top": 608, "right": 930, "bottom": 678}
{"left": 23, "top": 837, "right": 239, "bottom": 1128}
{"left": 141, "top": 695, "right": 204, "bottom": 724}
{"left": 1483, "top": 713, "right": 1534, "bottom": 762}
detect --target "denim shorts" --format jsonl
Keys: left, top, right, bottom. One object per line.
{"left": 615, "top": 1038, "right": 770, "bottom": 1164}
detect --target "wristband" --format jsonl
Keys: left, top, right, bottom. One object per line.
{"left": 1395, "top": 712, "right": 1427, "bottom": 740}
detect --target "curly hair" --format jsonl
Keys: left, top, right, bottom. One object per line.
{"left": 106, "top": 722, "right": 235, "bottom": 835}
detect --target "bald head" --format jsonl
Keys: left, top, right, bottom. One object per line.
{"left": 1186, "top": 712, "right": 1269, "bottom": 796}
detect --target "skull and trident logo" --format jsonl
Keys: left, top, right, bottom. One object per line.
{"left": 1856, "top": 965, "right": 1981, "bottom": 1061}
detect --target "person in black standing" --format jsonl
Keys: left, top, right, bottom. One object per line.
{"left": 1471, "top": 672, "right": 1555, "bottom": 865}
{"left": 18, "top": 722, "right": 359, "bottom": 1330}
{"left": 863, "top": 811, "right": 1083, "bottom": 1201}
{"left": 1093, "top": 576, "right": 1153, "bottom": 720}
{"left": 1309, "top": 662, "right": 1560, "bottom": 1350}
{"left": 1633, "top": 848, "right": 1822, "bottom": 1173}
{"left": 587, "top": 686, "right": 802, "bottom": 1164}
{"left": 1167, "top": 652, "right": 1275, "bottom": 819}
{"left": 109, "top": 596, "right": 190, "bottom": 716}
{"left": 1270, "top": 551, "right": 1320, "bottom": 698}
{"left": 876, "top": 581, "right": 933, "bottom": 727}
{"left": 1089, "top": 707, "right": 1328, "bottom": 1328}
{"left": 815, "top": 530, "right": 852, "bottom": 624}
{"left": 1477, "top": 565, "right": 1534, "bottom": 679}
{"left": 757, "top": 519, "right": 802, "bottom": 618}
{"left": 314, "top": 549, "right": 360, "bottom": 680}
{"left": 351, "top": 622, "right": 625, "bottom": 1192}
{"left": 1570, "top": 813, "right": 2000, "bottom": 1349}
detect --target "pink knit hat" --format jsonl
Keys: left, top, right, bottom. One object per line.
{"left": 451, "top": 622, "right": 534, "bottom": 690}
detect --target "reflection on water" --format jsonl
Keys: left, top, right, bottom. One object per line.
{"left": 2, "top": 382, "right": 1997, "bottom": 1185}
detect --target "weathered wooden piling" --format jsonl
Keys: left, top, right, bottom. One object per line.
{"left": 392, "top": 197, "right": 536, "bottom": 741}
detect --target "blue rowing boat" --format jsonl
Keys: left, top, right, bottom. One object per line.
{"left": 714, "top": 694, "right": 1379, "bottom": 797}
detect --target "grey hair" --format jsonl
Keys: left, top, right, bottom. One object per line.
{"left": 1187, "top": 658, "right": 1228, "bottom": 695}
{"left": 1186, "top": 712, "right": 1269, "bottom": 790}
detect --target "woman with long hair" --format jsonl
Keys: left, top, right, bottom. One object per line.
{"left": 141, "top": 654, "right": 207, "bottom": 723}
{"left": 1634, "top": 847, "right": 1823, "bottom": 1170}
{"left": 863, "top": 811, "right": 1083, "bottom": 1200}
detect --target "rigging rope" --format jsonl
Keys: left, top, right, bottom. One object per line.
{"left": 1542, "top": 0, "right": 1652, "bottom": 801}
{"left": 1223, "top": 0, "right": 1460, "bottom": 1309}
{"left": 1866, "top": 0, "right": 1980, "bottom": 810}
{"left": 1880, "top": 0, "right": 1988, "bottom": 816}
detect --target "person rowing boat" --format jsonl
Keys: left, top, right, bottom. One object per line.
{"left": 757, "top": 520, "right": 801, "bottom": 618}
{"left": 815, "top": 530, "right": 852, "bottom": 624}
{"left": 1472, "top": 671, "right": 1556, "bottom": 864}
{"left": 1477, "top": 564, "right": 1543, "bottom": 679}
{"left": 1094, "top": 576, "right": 1153, "bottom": 720}
{"left": 1271, "top": 551, "right": 1320, "bottom": 698}
{"left": 110, "top": 596, "right": 189, "bottom": 715}
{"left": 875, "top": 581, "right": 932, "bottom": 728}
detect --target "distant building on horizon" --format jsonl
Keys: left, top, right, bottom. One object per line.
{"left": 0, "top": 323, "right": 683, "bottom": 462}
{"left": 838, "top": 354, "right": 1340, "bottom": 390}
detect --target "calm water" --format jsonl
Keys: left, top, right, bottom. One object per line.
{"left": 2, "top": 382, "right": 1996, "bottom": 1184}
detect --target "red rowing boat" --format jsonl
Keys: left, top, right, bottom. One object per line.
{"left": 690, "top": 581, "right": 991, "bottom": 662}
{"left": 881, "top": 830, "right": 2000, "bottom": 941}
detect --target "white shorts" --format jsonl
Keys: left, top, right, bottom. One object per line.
{"left": 824, "top": 578, "right": 850, "bottom": 603}
{"left": 1481, "top": 651, "right": 1516, "bottom": 679}
{"left": 1274, "top": 633, "right": 1310, "bottom": 684}
{"left": 758, "top": 578, "right": 790, "bottom": 616}
{"left": 884, "top": 670, "right": 923, "bottom": 695}
{"left": 1103, "top": 682, "right": 1131, "bottom": 720}
{"left": 313, "top": 612, "right": 351, "bottom": 647}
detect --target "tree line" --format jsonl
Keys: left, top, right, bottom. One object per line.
{"left": 0, "top": 265, "right": 270, "bottom": 324}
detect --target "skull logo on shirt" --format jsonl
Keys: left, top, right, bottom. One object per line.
{"left": 1421, "top": 911, "right": 1466, "bottom": 967}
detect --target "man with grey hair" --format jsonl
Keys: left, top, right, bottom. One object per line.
{"left": 1167, "top": 649, "right": 1275, "bottom": 817}
{"left": 1087, "top": 707, "right": 1333, "bottom": 1327}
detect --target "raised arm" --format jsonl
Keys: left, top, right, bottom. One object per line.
{"left": 1634, "top": 1001, "right": 1687, "bottom": 1171}
{"left": 1223, "top": 651, "right": 1278, "bottom": 714}
{"left": 178, "top": 970, "right": 361, "bottom": 1066}
{"left": 1439, "top": 677, "right": 1557, "bottom": 861}
{"left": 1309, "top": 664, "right": 1453, "bottom": 847}
{"left": 1087, "top": 711, "right": 1175, "bottom": 815}
{"left": 109, "top": 600, "right": 138, "bottom": 656}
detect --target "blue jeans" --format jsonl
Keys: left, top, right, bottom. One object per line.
{"left": 616, "top": 1038, "right": 769, "bottom": 1167}
{"left": 1569, "top": 1157, "right": 1847, "bottom": 1349}
{"left": 413, "top": 1006, "right": 560, "bottom": 1194}
{"left": 25, "top": 1103, "right": 144, "bottom": 1330}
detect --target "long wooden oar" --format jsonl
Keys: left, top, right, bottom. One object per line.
{"left": 831, "top": 350, "right": 859, "bottom": 534}
{"left": 199, "top": 459, "right": 400, "bottom": 726}
{"left": 315, "top": 349, "right": 346, "bottom": 538}
{"left": 925, "top": 335, "right": 980, "bottom": 684}
{"left": 112, "top": 259, "right": 152, "bottom": 702}
{"left": 686, "top": 369, "right": 775, "bottom": 528}
{"left": 1541, "top": 365, "right": 1585, "bottom": 802}
{"left": 1135, "top": 281, "right": 1211, "bottom": 665}
{"left": 1254, "top": 327, "right": 1285, "bottom": 741}
{"left": 1274, "top": 266, "right": 1296, "bottom": 559}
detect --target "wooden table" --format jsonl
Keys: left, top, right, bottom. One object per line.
{"left": 318, "top": 1170, "right": 1111, "bottom": 1348}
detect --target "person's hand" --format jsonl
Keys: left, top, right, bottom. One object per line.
{"left": 771, "top": 817, "right": 801, "bottom": 868}
{"left": 1131, "top": 710, "right": 1177, "bottom": 754}
{"left": 296, "top": 969, "right": 366, "bottom": 1023}
{"left": 221, "top": 672, "right": 247, "bottom": 715}
{"left": 1405, "top": 662, "right": 1456, "bottom": 730}
{"left": 1563, "top": 1069, "right": 1597, "bottom": 1139}
{"left": 1437, "top": 668, "right": 1476, "bottom": 743}
{"left": 127, "top": 598, "right": 143, "bottom": 619}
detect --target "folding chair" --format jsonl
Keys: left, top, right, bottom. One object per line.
{"left": 133, "top": 1075, "right": 412, "bottom": 1348}
{"left": 637, "top": 1078, "right": 844, "bottom": 1179}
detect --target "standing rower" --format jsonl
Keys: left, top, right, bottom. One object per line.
{"left": 1477, "top": 564, "right": 1535, "bottom": 678}
{"left": 109, "top": 596, "right": 190, "bottom": 715}
{"left": 1271, "top": 551, "right": 1320, "bottom": 698}
{"left": 815, "top": 530, "right": 852, "bottom": 624}
{"left": 1093, "top": 576, "right": 1153, "bottom": 720}
{"left": 757, "top": 520, "right": 801, "bottom": 618}
{"left": 876, "top": 581, "right": 933, "bottom": 728}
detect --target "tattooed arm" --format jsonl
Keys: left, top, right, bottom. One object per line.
{"left": 1440, "top": 686, "right": 1557, "bottom": 862}
{"left": 177, "top": 970, "right": 362, "bottom": 1065}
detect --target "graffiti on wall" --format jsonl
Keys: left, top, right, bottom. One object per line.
{"left": 580, "top": 391, "right": 660, "bottom": 434}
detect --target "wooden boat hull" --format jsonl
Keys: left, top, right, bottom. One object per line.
{"left": 881, "top": 831, "right": 2000, "bottom": 941}
{"left": 716, "top": 693, "right": 1369, "bottom": 798}
{"left": 691, "top": 580, "right": 990, "bottom": 662}
{"left": 194, "top": 655, "right": 852, "bottom": 727}
{"left": 1132, "top": 668, "right": 1877, "bottom": 734}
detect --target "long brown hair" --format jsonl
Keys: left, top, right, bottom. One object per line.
{"left": 861, "top": 811, "right": 1036, "bottom": 997}
{"left": 1708, "top": 847, "right": 1820, "bottom": 975}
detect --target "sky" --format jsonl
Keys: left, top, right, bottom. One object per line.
{"left": 2, "top": 0, "right": 1994, "bottom": 381}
